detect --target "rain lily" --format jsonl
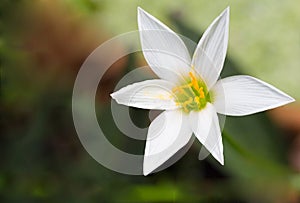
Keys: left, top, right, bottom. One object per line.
{"left": 111, "top": 7, "right": 295, "bottom": 175}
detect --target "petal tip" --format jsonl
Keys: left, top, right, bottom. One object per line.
{"left": 217, "top": 155, "right": 224, "bottom": 165}
{"left": 143, "top": 169, "right": 151, "bottom": 176}
{"left": 137, "top": 6, "right": 143, "bottom": 14}
{"left": 137, "top": 7, "right": 146, "bottom": 28}
{"left": 110, "top": 92, "right": 116, "bottom": 99}
{"left": 222, "top": 6, "right": 230, "bottom": 15}
{"left": 110, "top": 92, "right": 121, "bottom": 104}
{"left": 279, "top": 91, "right": 295, "bottom": 105}
{"left": 220, "top": 158, "right": 224, "bottom": 165}
{"left": 143, "top": 160, "right": 154, "bottom": 176}
{"left": 137, "top": 6, "right": 149, "bottom": 19}
{"left": 288, "top": 96, "right": 296, "bottom": 103}
{"left": 220, "top": 7, "right": 230, "bottom": 22}
{"left": 223, "top": 6, "right": 230, "bottom": 20}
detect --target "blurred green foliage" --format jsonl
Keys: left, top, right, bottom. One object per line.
{"left": 2, "top": 0, "right": 299, "bottom": 202}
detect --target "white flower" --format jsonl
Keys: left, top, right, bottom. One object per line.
{"left": 111, "top": 7, "right": 295, "bottom": 175}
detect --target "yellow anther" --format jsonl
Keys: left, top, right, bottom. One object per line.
{"left": 194, "top": 96, "right": 200, "bottom": 104}
{"left": 189, "top": 72, "right": 200, "bottom": 91}
{"left": 199, "top": 87, "right": 205, "bottom": 98}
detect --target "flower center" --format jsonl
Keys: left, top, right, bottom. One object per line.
{"left": 172, "top": 71, "right": 211, "bottom": 113}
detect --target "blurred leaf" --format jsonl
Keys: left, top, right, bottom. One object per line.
{"left": 64, "top": 0, "right": 100, "bottom": 13}
{"left": 118, "top": 182, "right": 188, "bottom": 202}
{"left": 291, "top": 174, "right": 300, "bottom": 191}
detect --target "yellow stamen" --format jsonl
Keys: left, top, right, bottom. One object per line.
{"left": 199, "top": 87, "right": 205, "bottom": 98}
{"left": 189, "top": 72, "right": 200, "bottom": 91}
{"left": 194, "top": 96, "right": 200, "bottom": 104}
{"left": 182, "top": 97, "right": 193, "bottom": 112}
{"left": 172, "top": 70, "right": 209, "bottom": 113}
{"left": 180, "top": 83, "right": 193, "bottom": 88}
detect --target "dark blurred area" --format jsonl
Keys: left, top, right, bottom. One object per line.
{"left": 1, "top": 0, "right": 300, "bottom": 202}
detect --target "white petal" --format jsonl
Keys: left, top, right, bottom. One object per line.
{"left": 138, "top": 7, "right": 191, "bottom": 83}
{"left": 189, "top": 103, "right": 224, "bottom": 165}
{"left": 212, "top": 75, "right": 295, "bottom": 116}
{"left": 144, "top": 110, "right": 192, "bottom": 175}
{"left": 191, "top": 7, "right": 229, "bottom": 89}
{"left": 111, "top": 79, "right": 178, "bottom": 110}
